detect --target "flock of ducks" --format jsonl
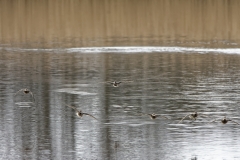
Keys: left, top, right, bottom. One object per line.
{"left": 14, "top": 81, "right": 239, "bottom": 125}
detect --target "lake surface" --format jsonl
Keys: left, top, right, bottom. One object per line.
{"left": 0, "top": 47, "right": 240, "bottom": 160}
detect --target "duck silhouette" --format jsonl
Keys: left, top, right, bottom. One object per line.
{"left": 178, "top": 112, "right": 208, "bottom": 124}
{"left": 63, "top": 103, "right": 98, "bottom": 120}
{"left": 135, "top": 112, "right": 169, "bottom": 120}
{"left": 14, "top": 88, "right": 35, "bottom": 101}
{"left": 209, "top": 116, "right": 239, "bottom": 125}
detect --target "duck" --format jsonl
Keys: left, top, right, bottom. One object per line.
{"left": 178, "top": 112, "right": 208, "bottom": 124}
{"left": 100, "top": 80, "right": 133, "bottom": 87}
{"left": 14, "top": 88, "right": 35, "bottom": 101}
{"left": 209, "top": 116, "right": 239, "bottom": 125}
{"left": 63, "top": 103, "right": 98, "bottom": 120}
{"left": 136, "top": 112, "right": 169, "bottom": 120}
{"left": 111, "top": 81, "right": 122, "bottom": 87}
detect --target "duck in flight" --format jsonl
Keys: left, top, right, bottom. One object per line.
{"left": 136, "top": 112, "right": 169, "bottom": 120}
{"left": 178, "top": 112, "right": 208, "bottom": 124}
{"left": 63, "top": 103, "right": 98, "bottom": 120}
{"left": 209, "top": 116, "right": 239, "bottom": 125}
{"left": 111, "top": 81, "right": 122, "bottom": 87}
{"left": 14, "top": 88, "right": 35, "bottom": 101}
{"left": 100, "top": 80, "right": 133, "bottom": 87}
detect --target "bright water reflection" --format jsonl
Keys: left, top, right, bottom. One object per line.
{"left": 0, "top": 49, "right": 240, "bottom": 160}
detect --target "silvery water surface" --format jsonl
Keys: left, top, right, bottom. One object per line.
{"left": 0, "top": 47, "right": 240, "bottom": 160}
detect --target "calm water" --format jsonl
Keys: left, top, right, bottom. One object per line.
{"left": 0, "top": 48, "right": 240, "bottom": 160}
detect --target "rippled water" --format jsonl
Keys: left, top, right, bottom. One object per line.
{"left": 0, "top": 47, "right": 240, "bottom": 160}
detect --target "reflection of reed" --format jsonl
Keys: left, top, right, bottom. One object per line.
{"left": 1, "top": 0, "right": 240, "bottom": 48}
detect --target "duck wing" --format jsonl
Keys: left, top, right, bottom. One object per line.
{"left": 207, "top": 118, "right": 219, "bottom": 124}
{"left": 229, "top": 119, "right": 239, "bottom": 125}
{"left": 63, "top": 102, "right": 79, "bottom": 112}
{"left": 155, "top": 114, "right": 170, "bottom": 119}
{"left": 29, "top": 91, "right": 35, "bottom": 102}
{"left": 178, "top": 114, "right": 190, "bottom": 124}
{"left": 122, "top": 80, "right": 134, "bottom": 83}
{"left": 82, "top": 113, "right": 98, "bottom": 120}
{"left": 199, "top": 113, "right": 209, "bottom": 118}
{"left": 14, "top": 89, "right": 24, "bottom": 96}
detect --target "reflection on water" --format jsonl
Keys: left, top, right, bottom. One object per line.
{"left": 1, "top": 0, "right": 240, "bottom": 48}
{"left": 0, "top": 49, "right": 240, "bottom": 159}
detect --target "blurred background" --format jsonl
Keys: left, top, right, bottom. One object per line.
{"left": 1, "top": 0, "right": 240, "bottom": 48}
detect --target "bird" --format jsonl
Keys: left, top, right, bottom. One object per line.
{"left": 135, "top": 112, "right": 169, "bottom": 120}
{"left": 14, "top": 88, "right": 35, "bottom": 101}
{"left": 178, "top": 112, "right": 208, "bottom": 124}
{"left": 63, "top": 103, "right": 98, "bottom": 120}
{"left": 100, "top": 80, "right": 133, "bottom": 87}
{"left": 209, "top": 116, "right": 239, "bottom": 125}
{"left": 110, "top": 81, "right": 122, "bottom": 87}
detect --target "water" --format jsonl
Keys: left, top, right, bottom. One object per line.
{"left": 0, "top": 48, "right": 240, "bottom": 160}
{"left": 1, "top": 0, "right": 240, "bottom": 159}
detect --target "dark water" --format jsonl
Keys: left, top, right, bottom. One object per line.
{"left": 0, "top": 48, "right": 240, "bottom": 160}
